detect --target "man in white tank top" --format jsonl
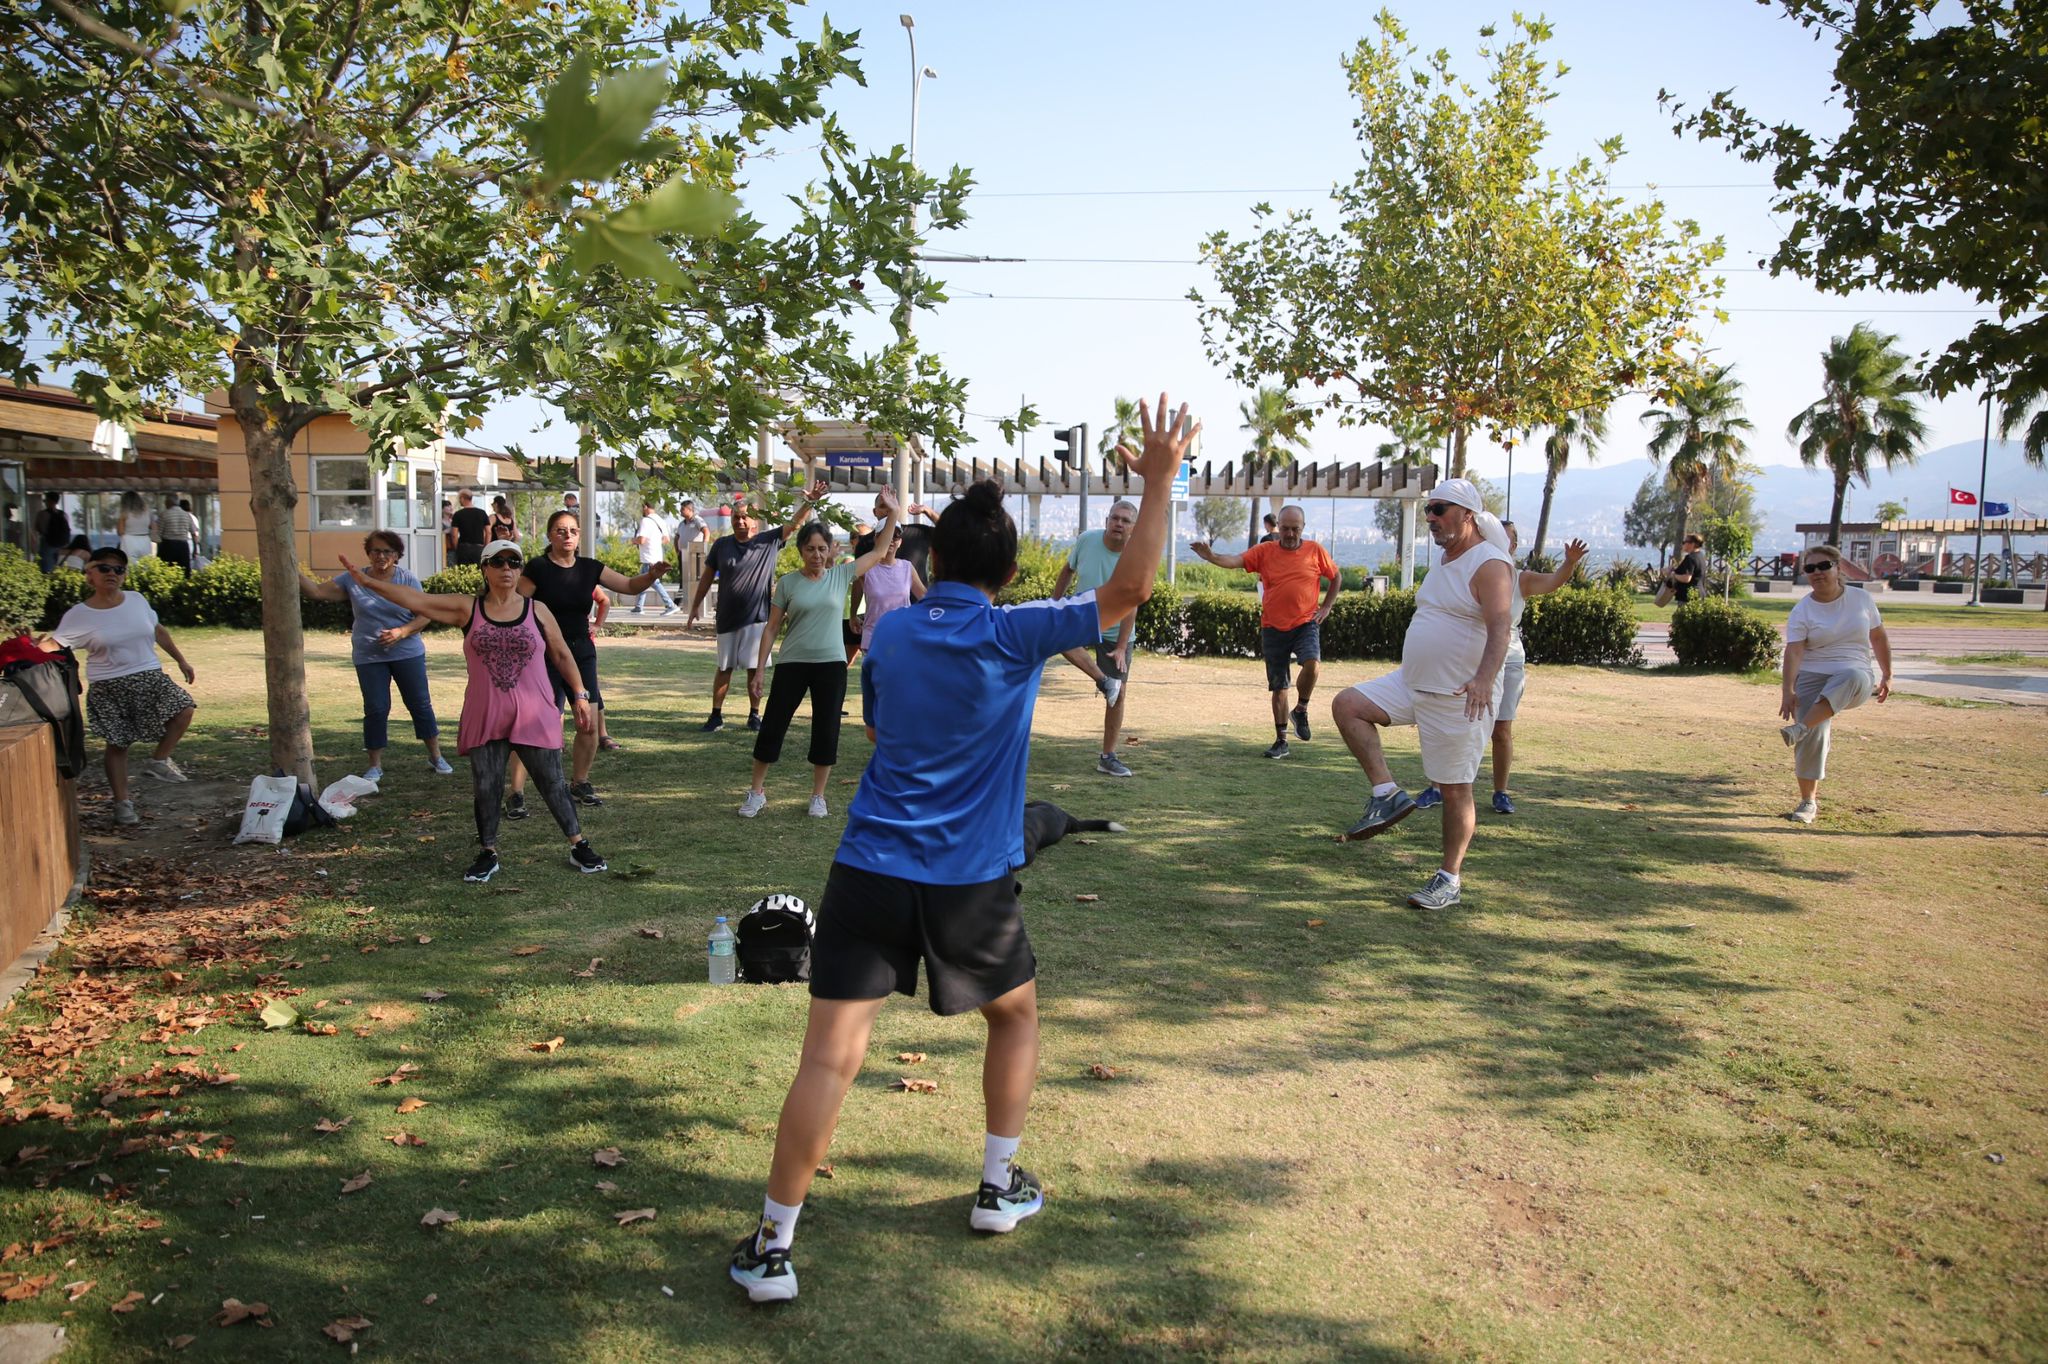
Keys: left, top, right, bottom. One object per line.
{"left": 1331, "top": 478, "right": 1514, "bottom": 910}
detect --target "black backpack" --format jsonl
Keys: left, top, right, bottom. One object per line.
{"left": 736, "top": 894, "right": 814, "bottom": 984}
{"left": 1, "top": 650, "right": 87, "bottom": 780}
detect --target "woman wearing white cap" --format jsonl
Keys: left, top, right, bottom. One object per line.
{"left": 1331, "top": 478, "right": 1515, "bottom": 910}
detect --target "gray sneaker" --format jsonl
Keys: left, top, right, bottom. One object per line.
{"left": 738, "top": 790, "right": 766, "bottom": 819}
{"left": 1780, "top": 721, "right": 1809, "bottom": 747}
{"left": 1096, "top": 753, "right": 1133, "bottom": 779}
{"left": 1342, "top": 788, "right": 1416, "bottom": 841}
{"left": 1788, "top": 798, "right": 1818, "bottom": 824}
{"left": 1407, "top": 870, "right": 1462, "bottom": 910}
{"left": 1096, "top": 675, "right": 1123, "bottom": 708}
{"left": 1263, "top": 738, "right": 1291, "bottom": 760}
{"left": 112, "top": 799, "right": 140, "bottom": 826}
{"left": 143, "top": 756, "right": 188, "bottom": 782}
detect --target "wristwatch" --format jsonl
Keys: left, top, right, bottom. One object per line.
{"left": 574, "top": 690, "right": 591, "bottom": 701}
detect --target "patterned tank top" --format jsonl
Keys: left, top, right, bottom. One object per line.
{"left": 456, "top": 598, "right": 562, "bottom": 754}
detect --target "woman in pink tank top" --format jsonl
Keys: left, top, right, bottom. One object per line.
{"left": 341, "top": 541, "right": 608, "bottom": 884}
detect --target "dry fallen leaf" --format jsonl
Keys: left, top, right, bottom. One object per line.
{"left": 896, "top": 1051, "right": 927, "bottom": 1064}
{"left": 109, "top": 1290, "right": 145, "bottom": 1313}
{"left": 416, "top": 934, "right": 432, "bottom": 945}
{"left": 371, "top": 1062, "right": 421, "bottom": 1086}
{"left": 419, "top": 1208, "right": 459, "bottom": 1228}
{"left": 573, "top": 958, "right": 602, "bottom": 978}
{"left": 636, "top": 927, "right": 664, "bottom": 940}
{"left": 313, "top": 1117, "right": 350, "bottom": 1134}
{"left": 1305, "top": 918, "right": 1326, "bottom": 928}
{"left": 386, "top": 1132, "right": 426, "bottom": 1148}
{"left": 322, "top": 1315, "right": 373, "bottom": 1344}
{"left": 64, "top": 1278, "right": 95, "bottom": 1301}
{"left": 340, "top": 1170, "right": 373, "bottom": 1194}
{"left": 395, "top": 1097, "right": 428, "bottom": 1115}
{"left": 594, "top": 1180, "right": 617, "bottom": 1193}
{"left": 892, "top": 1077, "right": 939, "bottom": 1094}
{"left": 529, "top": 1036, "right": 565, "bottom": 1054}
{"left": 169, "top": 1334, "right": 195, "bottom": 1349}
{"left": 1074, "top": 894, "right": 1100, "bottom": 903}
{"left": 510, "top": 945, "right": 543, "bottom": 957}
{"left": 613, "top": 1208, "right": 656, "bottom": 1226}
{"left": 213, "top": 1297, "right": 271, "bottom": 1326}
{"left": 421, "top": 1293, "right": 437, "bottom": 1306}
{"left": 304, "top": 1021, "right": 338, "bottom": 1036}
{"left": 815, "top": 1163, "right": 834, "bottom": 1179}
{"left": 1087, "top": 1063, "right": 1122, "bottom": 1080}
{"left": 420, "top": 990, "right": 448, "bottom": 1003}
{"left": 592, "top": 1147, "right": 625, "bottom": 1168}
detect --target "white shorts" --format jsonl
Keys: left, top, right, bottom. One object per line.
{"left": 1350, "top": 667, "right": 1494, "bottom": 786}
{"left": 1497, "top": 659, "right": 1526, "bottom": 724}
{"left": 716, "top": 622, "right": 768, "bottom": 672}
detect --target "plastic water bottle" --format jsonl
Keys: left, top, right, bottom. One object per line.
{"left": 708, "top": 916, "right": 737, "bottom": 985}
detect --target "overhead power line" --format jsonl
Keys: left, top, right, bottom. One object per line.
{"left": 948, "top": 293, "right": 2000, "bottom": 315}
{"left": 971, "top": 183, "right": 1770, "bottom": 199}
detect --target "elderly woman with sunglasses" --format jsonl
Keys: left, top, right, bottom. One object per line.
{"left": 298, "top": 529, "right": 452, "bottom": 782}
{"left": 1778, "top": 544, "right": 1891, "bottom": 824}
{"left": 41, "top": 546, "right": 197, "bottom": 826}
{"left": 340, "top": 539, "right": 607, "bottom": 882}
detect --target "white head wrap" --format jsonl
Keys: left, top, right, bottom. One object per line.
{"left": 1474, "top": 511, "right": 1511, "bottom": 555}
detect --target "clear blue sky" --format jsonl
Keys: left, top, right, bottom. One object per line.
{"left": 473, "top": 3, "right": 2021, "bottom": 481}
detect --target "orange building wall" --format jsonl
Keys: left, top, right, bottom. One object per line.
{"left": 214, "top": 413, "right": 443, "bottom": 575}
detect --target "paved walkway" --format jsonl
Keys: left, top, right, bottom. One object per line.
{"left": 1634, "top": 624, "right": 2048, "bottom": 706}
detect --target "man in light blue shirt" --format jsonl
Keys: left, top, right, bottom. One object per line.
{"left": 1052, "top": 500, "right": 1138, "bottom": 777}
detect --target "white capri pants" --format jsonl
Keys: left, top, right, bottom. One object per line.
{"left": 1791, "top": 667, "right": 1876, "bottom": 781}
{"left": 1350, "top": 667, "right": 1499, "bottom": 786}
{"left": 1496, "top": 659, "right": 1526, "bottom": 724}
{"left": 716, "top": 621, "right": 768, "bottom": 671}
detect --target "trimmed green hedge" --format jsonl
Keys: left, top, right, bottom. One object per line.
{"left": 1321, "top": 589, "right": 1418, "bottom": 659}
{"left": 1669, "top": 596, "right": 1782, "bottom": 671}
{"left": 1521, "top": 587, "right": 1643, "bottom": 666}
{"left": 0, "top": 545, "right": 47, "bottom": 635}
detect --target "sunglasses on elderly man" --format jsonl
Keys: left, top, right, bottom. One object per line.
{"left": 485, "top": 553, "right": 524, "bottom": 569}
{"left": 1424, "top": 502, "right": 1454, "bottom": 517}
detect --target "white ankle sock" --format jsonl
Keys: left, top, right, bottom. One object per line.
{"left": 1437, "top": 868, "right": 1461, "bottom": 886}
{"left": 757, "top": 1196, "right": 801, "bottom": 1253}
{"left": 1372, "top": 781, "right": 1399, "bottom": 798}
{"left": 982, "top": 1133, "right": 1021, "bottom": 1188}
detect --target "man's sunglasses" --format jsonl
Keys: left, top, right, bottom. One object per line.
{"left": 1802, "top": 561, "right": 1835, "bottom": 573}
{"left": 89, "top": 563, "right": 127, "bottom": 575}
{"left": 486, "top": 554, "right": 524, "bottom": 569}
{"left": 1424, "top": 502, "right": 1453, "bottom": 517}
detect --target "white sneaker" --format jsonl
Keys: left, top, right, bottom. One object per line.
{"left": 1788, "top": 799, "right": 1818, "bottom": 824}
{"left": 808, "top": 796, "right": 828, "bottom": 818}
{"left": 112, "top": 799, "right": 140, "bottom": 826}
{"left": 428, "top": 755, "right": 454, "bottom": 775}
{"left": 738, "top": 790, "right": 766, "bottom": 818}
{"left": 1096, "top": 675, "right": 1122, "bottom": 707}
{"left": 143, "top": 757, "right": 188, "bottom": 782}
{"left": 362, "top": 765, "right": 383, "bottom": 783}
{"left": 1780, "top": 722, "right": 1809, "bottom": 747}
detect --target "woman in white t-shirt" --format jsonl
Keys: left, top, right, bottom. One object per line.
{"left": 1778, "top": 544, "right": 1891, "bottom": 824}
{"left": 42, "top": 547, "right": 198, "bottom": 827}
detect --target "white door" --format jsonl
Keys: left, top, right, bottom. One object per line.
{"left": 411, "top": 462, "right": 441, "bottom": 574}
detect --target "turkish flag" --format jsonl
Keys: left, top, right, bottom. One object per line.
{"left": 1950, "top": 487, "right": 1979, "bottom": 506}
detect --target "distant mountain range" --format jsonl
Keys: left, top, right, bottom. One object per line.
{"left": 1019, "top": 438, "right": 2047, "bottom": 566}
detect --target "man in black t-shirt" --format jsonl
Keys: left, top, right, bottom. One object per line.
{"left": 687, "top": 485, "right": 825, "bottom": 731}
{"left": 1668, "top": 533, "right": 1708, "bottom": 603}
{"left": 449, "top": 491, "right": 490, "bottom": 565}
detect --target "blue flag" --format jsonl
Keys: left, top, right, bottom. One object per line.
{"left": 1984, "top": 500, "right": 2011, "bottom": 517}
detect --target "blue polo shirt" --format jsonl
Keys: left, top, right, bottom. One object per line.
{"left": 843, "top": 580, "right": 1103, "bottom": 884}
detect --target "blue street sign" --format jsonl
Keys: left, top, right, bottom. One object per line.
{"left": 1170, "top": 461, "right": 1190, "bottom": 500}
{"left": 824, "top": 449, "right": 885, "bottom": 469}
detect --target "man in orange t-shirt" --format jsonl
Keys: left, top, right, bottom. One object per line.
{"left": 1190, "top": 504, "right": 1340, "bottom": 758}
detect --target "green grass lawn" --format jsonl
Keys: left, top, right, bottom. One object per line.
{"left": 1629, "top": 591, "right": 2048, "bottom": 629}
{"left": 3, "top": 629, "right": 2044, "bottom": 1361}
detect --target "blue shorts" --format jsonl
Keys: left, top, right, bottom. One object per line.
{"left": 1261, "top": 622, "right": 1321, "bottom": 692}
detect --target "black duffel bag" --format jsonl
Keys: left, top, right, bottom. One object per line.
{"left": 0, "top": 650, "right": 87, "bottom": 780}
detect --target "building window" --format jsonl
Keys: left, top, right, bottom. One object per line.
{"left": 310, "top": 457, "right": 373, "bottom": 529}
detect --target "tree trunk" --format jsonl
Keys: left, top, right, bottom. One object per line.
{"left": 1827, "top": 473, "right": 1848, "bottom": 549}
{"left": 1451, "top": 425, "right": 1469, "bottom": 480}
{"left": 1531, "top": 461, "right": 1560, "bottom": 565}
{"left": 1245, "top": 481, "right": 1262, "bottom": 548}
{"left": 238, "top": 398, "right": 318, "bottom": 790}
{"left": 1672, "top": 496, "right": 1690, "bottom": 558}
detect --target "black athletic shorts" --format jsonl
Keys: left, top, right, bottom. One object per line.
{"left": 1261, "top": 621, "right": 1321, "bottom": 692}
{"left": 809, "top": 861, "right": 1035, "bottom": 1016}
{"left": 545, "top": 638, "right": 604, "bottom": 712}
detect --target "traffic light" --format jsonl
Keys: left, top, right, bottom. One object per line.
{"left": 1050, "top": 425, "right": 1082, "bottom": 466}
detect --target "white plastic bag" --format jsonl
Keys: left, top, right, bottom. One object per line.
{"left": 232, "top": 774, "right": 299, "bottom": 845}
{"left": 317, "top": 773, "right": 380, "bottom": 820}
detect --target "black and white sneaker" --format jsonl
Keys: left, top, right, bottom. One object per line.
{"left": 745, "top": 713, "right": 763, "bottom": 732}
{"left": 569, "top": 841, "right": 607, "bottom": 874}
{"left": 463, "top": 850, "right": 501, "bottom": 883}
{"left": 1290, "top": 705, "right": 1311, "bottom": 742}
{"left": 729, "top": 1232, "right": 797, "bottom": 1303}
{"left": 701, "top": 712, "right": 726, "bottom": 733}
{"left": 970, "top": 1165, "right": 1045, "bottom": 1234}
{"left": 1263, "top": 738, "right": 1291, "bottom": 760}
{"left": 569, "top": 781, "right": 604, "bottom": 807}
{"left": 504, "top": 792, "right": 529, "bottom": 821}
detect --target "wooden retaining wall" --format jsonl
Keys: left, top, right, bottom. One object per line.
{"left": 0, "top": 723, "right": 79, "bottom": 973}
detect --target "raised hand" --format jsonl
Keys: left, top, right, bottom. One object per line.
{"left": 1562, "top": 539, "right": 1589, "bottom": 567}
{"left": 336, "top": 554, "right": 371, "bottom": 585}
{"left": 1131, "top": 392, "right": 1199, "bottom": 488}
{"left": 875, "top": 486, "right": 904, "bottom": 523}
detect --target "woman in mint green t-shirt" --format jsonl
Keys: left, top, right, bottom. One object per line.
{"left": 741, "top": 493, "right": 903, "bottom": 819}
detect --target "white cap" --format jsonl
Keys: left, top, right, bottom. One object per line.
{"left": 1430, "top": 477, "right": 1485, "bottom": 514}
{"left": 480, "top": 539, "right": 523, "bottom": 561}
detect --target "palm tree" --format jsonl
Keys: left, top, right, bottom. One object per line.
{"left": 1373, "top": 413, "right": 1437, "bottom": 542}
{"left": 1787, "top": 324, "right": 1927, "bottom": 548}
{"left": 1098, "top": 395, "right": 1144, "bottom": 465}
{"left": 1641, "top": 360, "right": 1753, "bottom": 550}
{"left": 1529, "top": 405, "right": 1608, "bottom": 567}
{"left": 1996, "top": 376, "right": 2045, "bottom": 467}
{"left": 1238, "top": 384, "right": 1314, "bottom": 544}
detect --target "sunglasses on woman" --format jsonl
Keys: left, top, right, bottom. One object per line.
{"left": 89, "top": 563, "right": 127, "bottom": 575}
{"left": 1802, "top": 561, "right": 1835, "bottom": 573}
{"left": 486, "top": 553, "right": 523, "bottom": 569}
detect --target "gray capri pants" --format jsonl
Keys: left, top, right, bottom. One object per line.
{"left": 1790, "top": 667, "right": 1877, "bottom": 781}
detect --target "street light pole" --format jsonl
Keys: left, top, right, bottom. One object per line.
{"left": 894, "top": 14, "right": 934, "bottom": 512}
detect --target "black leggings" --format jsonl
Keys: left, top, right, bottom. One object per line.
{"left": 752, "top": 661, "right": 847, "bottom": 767}
{"left": 471, "top": 739, "right": 579, "bottom": 847}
